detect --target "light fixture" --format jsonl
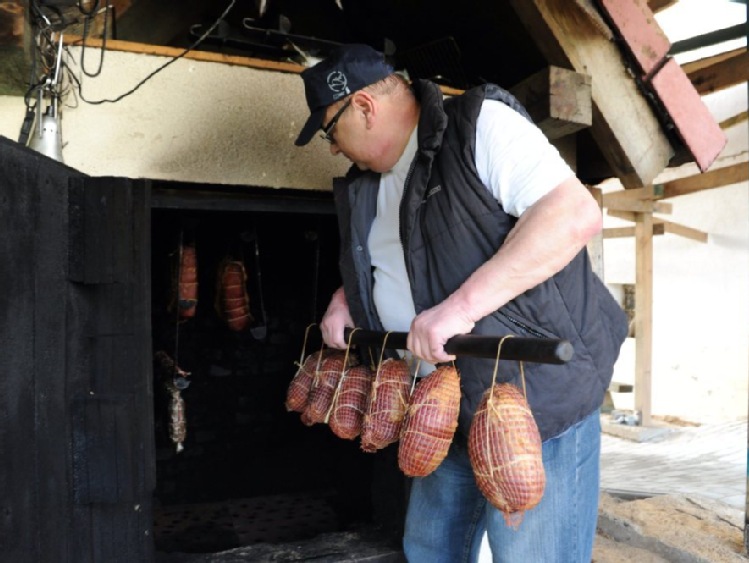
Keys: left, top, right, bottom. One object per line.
{"left": 28, "top": 90, "right": 64, "bottom": 163}
{"left": 27, "top": 32, "right": 64, "bottom": 163}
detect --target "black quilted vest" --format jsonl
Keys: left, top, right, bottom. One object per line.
{"left": 333, "top": 79, "right": 628, "bottom": 441}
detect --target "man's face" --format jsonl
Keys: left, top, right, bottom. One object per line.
{"left": 319, "top": 93, "right": 391, "bottom": 173}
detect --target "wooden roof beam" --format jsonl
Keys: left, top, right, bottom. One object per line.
{"left": 720, "top": 110, "right": 748, "bottom": 130}
{"left": 656, "top": 162, "right": 749, "bottom": 198}
{"left": 507, "top": 0, "right": 673, "bottom": 188}
{"left": 595, "top": 0, "right": 726, "bottom": 172}
{"left": 602, "top": 163, "right": 747, "bottom": 205}
{"left": 647, "top": 0, "right": 678, "bottom": 13}
{"left": 510, "top": 66, "right": 593, "bottom": 140}
{"left": 683, "top": 47, "right": 749, "bottom": 96}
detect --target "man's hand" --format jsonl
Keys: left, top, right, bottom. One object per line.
{"left": 320, "top": 286, "right": 354, "bottom": 349}
{"left": 407, "top": 300, "right": 475, "bottom": 364}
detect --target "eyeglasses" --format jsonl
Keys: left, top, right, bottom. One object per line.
{"left": 319, "top": 98, "right": 352, "bottom": 144}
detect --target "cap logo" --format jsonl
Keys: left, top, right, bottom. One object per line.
{"left": 327, "top": 70, "right": 350, "bottom": 100}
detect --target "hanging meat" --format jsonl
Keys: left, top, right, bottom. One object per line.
{"left": 217, "top": 259, "right": 253, "bottom": 331}
{"left": 301, "top": 350, "right": 358, "bottom": 426}
{"left": 285, "top": 349, "right": 331, "bottom": 413}
{"left": 468, "top": 382, "right": 545, "bottom": 528}
{"left": 398, "top": 364, "right": 461, "bottom": 477}
{"left": 154, "top": 351, "right": 191, "bottom": 453}
{"left": 174, "top": 243, "right": 198, "bottom": 319}
{"left": 360, "top": 358, "right": 412, "bottom": 453}
{"left": 329, "top": 363, "right": 374, "bottom": 440}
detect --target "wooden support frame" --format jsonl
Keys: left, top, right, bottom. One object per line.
{"left": 634, "top": 210, "right": 654, "bottom": 427}
{"left": 604, "top": 215, "right": 709, "bottom": 243}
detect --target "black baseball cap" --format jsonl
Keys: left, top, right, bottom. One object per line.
{"left": 295, "top": 43, "right": 394, "bottom": 146}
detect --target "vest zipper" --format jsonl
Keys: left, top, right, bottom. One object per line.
{"left": 499, "top": 311, "right": 548, "bottom": 339}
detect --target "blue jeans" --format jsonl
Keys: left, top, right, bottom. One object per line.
{"left": 403, "top": 409, "right": 601, "bottom": 563}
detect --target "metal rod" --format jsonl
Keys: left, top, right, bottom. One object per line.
{"left": 342, "top": 328, "right": 573, "bottom": 365}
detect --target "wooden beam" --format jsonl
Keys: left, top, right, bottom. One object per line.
{"left": 683, "top": 47, "right": 749, "bottom": 96}
{"left": 604, "top": 226, "right": 639, "bottom": 238}
{"left": 587, "top": 185, "right": 604, "bottom": 278}
{"left": 650, "top": 58, "right": 726, "bottom": 173}
{"left": 597, "top": 0, "right": 671, "bottom": 77}
{"left": 682, "top": 47, "right": 744, "bottom": 74}
{"left": 63, "top": 35, "right": 471, "bottom": 103}
{"left": 605, "top": 212, "right": 708, "bottom": 242}
{"left": 656, "top": 162, "right": 749, "bottom": 198}
{"left": 656, "top": 219, "right": 708, "bottom": 243}
{"left": 721, "top": 110, "right": 748, "bottom": 130}
{"left": 595, "top": 0, "right": 726, "bottom": 172}
{"left": 634, "top": 211, "right": 653, "bottom": 426}
{"left": 604, "top": 197, "right": 673, "bottom": 214}
{"left": 510, "top": 66, "right": 592, "bottom": 140}
{"left": 65, "top": 36, "right": 305, "bottom": 74}
{"left": 507, "top": 0, "right": 673, "bottom": 188}
{"left": 647, "top": 0, "right": 678, "bottom": 12}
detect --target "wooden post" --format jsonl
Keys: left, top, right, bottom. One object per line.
{"left": 634, "top": 209, "right": 654, "bottom": 426}
{"left": 587, "top": 185, "right": 605, "bottom": 279}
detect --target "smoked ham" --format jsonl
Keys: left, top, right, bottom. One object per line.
{"left": 302, "top": 351, "right": 357, "bottom": 426}
{"left": 329, "top": 364, "right": 373, "bottom": 440}
{"left": 217, "top": 259, "right": 252, "bottom": 331}
{"left": 468, "top": 382, "right": 545, "bottom": 528}
{"left": 178, "top": 243, "right": 198, "bottom": 318}
{"left": 285, "top": 349, "right": 331, "bottom": 413}
{"left": 360, "top": 358, "right": 412, "bottom": 453}
{"left": 398, "top": 365, "right": 460, "bottom": 477}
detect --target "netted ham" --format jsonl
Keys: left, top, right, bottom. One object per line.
{"left": 398, "top": 365, "right": 460, "bottom": 477}
{"left": 177, "top": 243, "right": 198, "bottom": 318}
{"left": 302, "top": 351, "right": 357, "bottom": 426}
{"left": 329, "top": 364, "right": 373, "bottom": 440}
{"left": 468, "top": 382, "right": 545, "bottom": 528}
{"left": 285, "top": 349, "right": 331, "bottom": 413}
{"left": 217, "top": 260, "right": 252, "bottom": 331}
{"left": 360, "top": 358, "right": 412, "bottom": 453}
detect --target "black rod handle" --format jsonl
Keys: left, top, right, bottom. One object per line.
{"left": 342, "top": 328, "right": 573, "bottom": 365}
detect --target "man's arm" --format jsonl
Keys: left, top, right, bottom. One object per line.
{"left": 407, "top": 176, "right": 601, "bottom": 364}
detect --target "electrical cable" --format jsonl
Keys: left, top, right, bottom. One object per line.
{"left": 21, "top": 0, "right": 236, "bottom": 144}
{"left": 80, "top": 3, "right": 110, "bottom": 78}
{"left": 72, "top": 0, "right": 237, "bottom": 105}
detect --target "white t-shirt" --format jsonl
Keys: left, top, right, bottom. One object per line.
{"left": 368, "top": 99, "right": 574, "bottom": 371}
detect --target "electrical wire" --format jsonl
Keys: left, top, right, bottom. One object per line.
{"left": 20, "top": 0, "right": 236, "bottom": 144}
{"left": 72, "top": 0, "right": 237, "bottom": 105}
{"left": 79, "top": 3, "right": 110, "bottom": 78}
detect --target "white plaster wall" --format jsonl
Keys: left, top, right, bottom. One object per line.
{"left": 1, "top": 46, "right": 746, "bottom": 424}
{"left": 0, "top": 95, "right": 25, "bottom": 142}
{"left": 2, "top": 47, "right": 349, "bottom": 190}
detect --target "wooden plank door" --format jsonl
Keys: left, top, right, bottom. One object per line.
{"left": 0, "top": 136, "right": 155, "bottom": 563}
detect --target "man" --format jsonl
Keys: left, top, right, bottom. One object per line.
{"left": 294, "top": 43, "right": 628, "bottom": 562}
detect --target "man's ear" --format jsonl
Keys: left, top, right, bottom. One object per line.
{"left": 352, "top": 90, "right": 376, "bottom": 128}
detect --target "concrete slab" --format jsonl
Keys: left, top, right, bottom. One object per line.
{"left": 601, "top": 416, "right": 674, "bottom": 443}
